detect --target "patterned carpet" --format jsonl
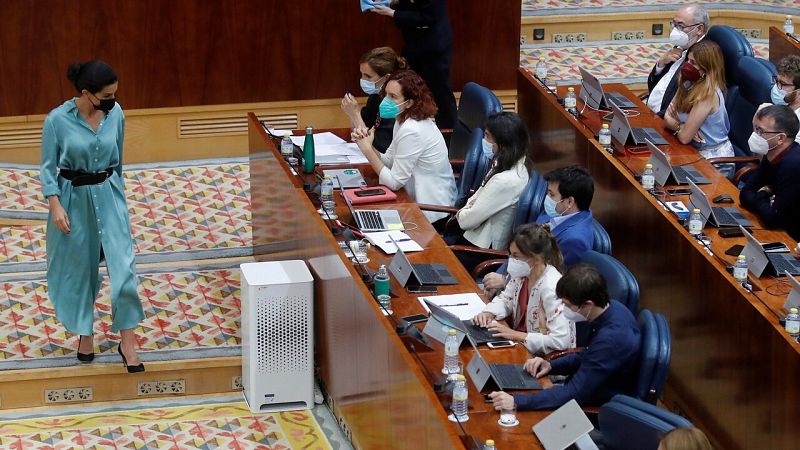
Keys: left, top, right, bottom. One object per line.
{"left": 522, "top": 0, "right": 800, "bottom": 15}
{"left": 0, "top": 266, "right": 241, "bottom": 365}
{"left": 0, "top": 400, "right": 332, "bottom": 450}
{"left": 520, "top": 40, "right": 769, "bottom": 84}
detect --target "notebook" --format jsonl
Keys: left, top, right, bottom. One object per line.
{"left": 646, "top": 140, "right": 710, "bottom": 186}
{"left": 609, "top": 102, "right": 668, "bottom": 146}
{"left": 341, "top": 189, "right": 403, "bottom": 232}
{"left": 578, "top": 66, "right": 637, "bottom": 109}
{"left": 465, "top": 335, "right": 543, "bottom": 391}
{"left": 687, "top": 179, "right": 752, "bottom": 228}
{"left": 533, "top": 399, "right": 598, "bottom": 450}
{"left": 388, "top": 245, "right": 457, "bottom": 286}
{"left": 739, "top": 226, "right": 800, "bottom": 277}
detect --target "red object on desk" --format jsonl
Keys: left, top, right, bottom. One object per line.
{"left": 343, "top": 186, "right": 397, "bottom": 204}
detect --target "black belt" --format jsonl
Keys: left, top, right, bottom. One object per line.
{"left": 59, "top": 168, "right": 114, "bottom": 187}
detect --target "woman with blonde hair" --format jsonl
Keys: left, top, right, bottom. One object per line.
{"left": 663, "top": 40, "right": 733, "bottom": 175}
{"left": 472, "top": 223, "right": 575, "bottom": 356}
{"left": 658, "top": 427, "right": 714, "bottom": 450}
{"left": 341, "top": 46, "right": 408, "bottom": 152}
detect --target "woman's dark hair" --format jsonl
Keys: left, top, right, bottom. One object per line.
{"left": 386, "top": 70, "right": 438, "bottom": 122}
{"left": 483, "top": 112, "right": 532, "bottom": 184}
{"left": 512, "top": 223, "right": 563, "bottom": 270}
{"left": 66, "top": 60, "right": 117, "bottom": 94}
{"left": 360, "top": 47, "right": 408, "bottom": 77}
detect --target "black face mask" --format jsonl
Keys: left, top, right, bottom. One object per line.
{"left": 90, "top": 93, "right": 116, "bottom": 113}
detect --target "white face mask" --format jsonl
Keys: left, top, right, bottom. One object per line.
{"left": 669, "top": 27, "right": 690, "bottom": 48}
{"left": 771, "top": 83, "right": 791, "bottom": 106}
{"left": 563, "top": 304, "right": 587, "bottom": 322}
{"left": 482, "top": 137, "right": 495, "bottom": 160}
{"left": 506, "top": 257, "right": 532, "bottom": 278}
{"left": 748, "top": 132, "right": 780, "bottom": 155}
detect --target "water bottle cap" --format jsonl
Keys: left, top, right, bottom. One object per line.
{"left": 568, "top": 87, "right": 575, "bottom": 92}
{"left": 486, "top": 440, "right": 495, "bottom": 446}
{"left": 324, "top": 175, "right": 331, "bottom": 179}
{"left": 791, "top": 307, "right": 798, "bottom": 313}
{"left": 539, "top": 57, "right": 545, "bottom": 61}
{"left": 602, "top": 124, "right": 609, "bottom": 129}
{"left": 457, "top": 374, "right": 466, "bottom": 381}
{"left": 284, "top": 133, "right": 291, "bottom": 137}
{"left": 788, "top": 15, "right": 792, "bottom": 19}
{"left": 738, "top": 255, "right": 746, "bottom": 260}
{"left": 645, "top": 163, "right": 652, "bottom": 168}
{"left": 448, "top": 329, "right": 457, "bottom": 335}
{"left": 305, "top": 126, "right": 313, "bottom": 132}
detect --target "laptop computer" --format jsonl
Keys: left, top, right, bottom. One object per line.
{"left": 578, "top": 66, "right": 637, "bottom": 110}
{"left": 388, "top": 245, "right": 457, "bottom": 286}
{"left": 324, "top": 169, "right": 366, "bottom": 189}
{"left": 785, "top": 273, "right": 800, "bottom": 310}
{"left": 533, "top": 399, "right": 598, "bottom": 450}
{"left": 341, "top": 189, "right": 404, "bottom": 232}
{"left": 739, "top": 226, "right": 800, "bottom": 277}
{"left": 646, "top": 140, "right": 710, "bottom": 186}
{"left": 465, "top": 336, "right": 543, "bottom": 391}
{"left": 609, "top": 102, "right": 668, "bottom": 146}
{"left": 422, "top": 298, "right": 497, "bottom": 345}
{"left": 687, "top": 179, "right": 752, "bottom": 228}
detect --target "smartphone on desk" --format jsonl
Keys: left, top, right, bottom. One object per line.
{"left": 354, "top": 188, "right": 385, "bottom": 197}
{"left": 666, "top": 188, "right": 692, "bottom": 196}
{"left": 763, "top": 242, "right": 791, "bottom": 253}
{"left": 407, "top": 285, "right": 437, "bottom": 294}
{"left": 486, "top": 340, "right": 515, "bottom": 349}
{"left": 401, "top": 314, "right": 429, "bottom": 325}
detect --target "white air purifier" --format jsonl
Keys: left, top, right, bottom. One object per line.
{"left": 241, "top": 260, "right": 314, "bottom": 413}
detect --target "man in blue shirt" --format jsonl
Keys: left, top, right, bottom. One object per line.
{"left": 489, "top": 264, "right": 640, "bottom": 410}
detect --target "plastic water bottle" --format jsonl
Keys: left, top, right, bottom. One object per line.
{"left": 688, "top": 208, "right": 703, "bottom": 237}
{"left": 451, "top": 375, "right": 469, "bottom": 421}
{"left": 785, "top": 15, "right": 795, "bottom": 35}
{"left": 319, "top": 175, "right": 335, "bottom": 215}
{"left": 302, "top": 126, "right": 315, "bottom": 174}
{"left": 443, "top": 329, "right": 460, "bottom": 375}
{"left": 565, "top": 87, "right": 577, "bottom": 114}
{"left": 641, "top": 164, "right": 655, "bottom": 192}
{"left": 733, "top": 255, "right": 748, "bottom": 284}
{"left": 786, "top": 307, "right": 800, "bottom": 339}
{"left": 598, "top": 124, "right": 612, "bottom": 150}
{"left": 280, "top": 134, "right": 294, "bottom": 157}
{"left": 535, "top": 57, "right": 548, "bottom": 84}
{"left": 374, "top": 264, "right": 390, "bottom": 297}
{"left": 484, "top": 439, "right": 496, "bottom": 450}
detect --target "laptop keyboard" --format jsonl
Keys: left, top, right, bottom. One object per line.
{"left": 712, "top": 207, "right": 739, "bottom": 226}
{"left": 492, "top": 364, "right": 528, "bottom": 388}
{"left": 356, "top": 210, "right": 384, "bottom": 230}
{"left": 464, "top": 322, "right": 496, "bottom": 342}
{"left": 769, "top": 254, "right": 800, "bottom": 275}
{"left": 413, "top": 264, "right": 443, "bottom": 284}
{"left": 673, "top": 166, "right": 692, "bottom": 184}
{"left": 630, "top": 128, "right": 649, "bottom": 143}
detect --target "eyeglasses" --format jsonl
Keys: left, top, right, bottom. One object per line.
{"left": 670, "top": 20, "right": 701, "bottom": 32}
{"left": 774, "top": 76, "right": 795, "bottom": 91}
{"left": 753, "top": 126, "right": 783, "bottom": 137}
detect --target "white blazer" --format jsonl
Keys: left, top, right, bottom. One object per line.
{"left": 378, "top": 118, "right": 457, "bottom": 223}
{"left": 482, "top": 265, "right": 575, "bottom": 355}
{"left": 456, "top": 157, "right": 529, "bottom": 249}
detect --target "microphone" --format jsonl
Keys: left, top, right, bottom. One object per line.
{"left": 534, "top": 73, "right": 562, "bottom": 103}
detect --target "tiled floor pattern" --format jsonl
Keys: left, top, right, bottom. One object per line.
{"left": 0, "top": 267, "right": 241, "bottom": 361}
{"left": 0, "top": 401, "right": 332, "bottom": 450}
{"left": 520, "top": 40, "right": 769, "bottom": 84}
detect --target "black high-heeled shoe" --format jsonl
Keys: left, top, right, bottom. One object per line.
{"left": 118, "top": 344, "right": 145, "bottom": 373}
{"left": 77, "top": 335, "right": 94, "bottom": 363}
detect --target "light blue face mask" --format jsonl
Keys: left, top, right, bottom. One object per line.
{"left": 360, "top": 76, "right": 385, "bottom": 95}
{"left": 379, "top": 97, "right": 408, "bottom": 119}
{"left": 481, "top": 138, "right": 495, "bottom": 159}
{"left": 543, "top": 196, "right": 563, "bottom": 218}
{"left": 771, "top": 83, "right": 789, "bottom": 106}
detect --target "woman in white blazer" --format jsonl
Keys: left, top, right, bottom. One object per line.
{"left": 472, "top": 223, "right": 575, "bottom": 356}
{"left": 446, "top": 112, "right": 531, "bottom": 271}
{"left": 352, "top": 70, "right": 456, "bottom": 224}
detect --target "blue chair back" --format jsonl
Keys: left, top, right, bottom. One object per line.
{"left": 635, "top": 309, "right": 672, "bottom": 404}
{"left": 579, "top": 251, "right": 638, "bottom": 314}
{"left": 591, "top": 218, "right": 612, "bottom": 255}
{"left": 706, "top": 25, "right": 754, "bottom": 83}
{"left": 599, "top": 395, "right": 693, "bottom": 450}
{"left": 512, "top": 169, "right": 547, "bottom": 230}
{"left": 449, "top": 82, "right": 502, "bottom": 159}
{"left": 455, "top": 128, "right": 491, "bottom": 208}
{"left": 728, "top": 56, "right": 776, "bottom": 157}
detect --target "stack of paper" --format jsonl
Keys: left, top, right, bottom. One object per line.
{"left": 289, "top": 132, "right": 369, "bottom": 165}
{"left": 364, "top": 230, "right": 423, "bottom": 254}
{"left": 417, "top": 293, "right": 487, "bottom": 320}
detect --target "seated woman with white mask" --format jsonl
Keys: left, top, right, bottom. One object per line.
{"left": 472, "top": 223, "right": 575, "bottom": 356}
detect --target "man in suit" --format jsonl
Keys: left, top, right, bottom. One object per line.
{"left": 646, "top": 4, "right": 709, "bottom": 117}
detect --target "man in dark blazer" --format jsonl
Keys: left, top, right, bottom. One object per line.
{"left": 646, "top": 4, "right": 709, "bottom": 117}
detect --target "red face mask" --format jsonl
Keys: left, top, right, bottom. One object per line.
{"left": 681, "top": 61, "right": 704, "bottom": 82}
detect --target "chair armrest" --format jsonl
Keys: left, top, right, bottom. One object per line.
{"left": 417, "top": 203, "right": 460, "bottom": 214}
{"left": 638, "top": 92, "right": 649, "bottom": 100}
{"left": 731, "top": 164, "right": 758, "bottom": 185}
{"left": 542, "top": 348, "right": 583, "bottom": 361}
{"left": 706, "top": 156, "right": 759, "bottom": 165}
{"left": 471, "top": 258, "right": 508, "bottom": 278}
{"left": 439, "top": 128, "right": 454, "bottom": 136}
{"left": 449, "top": 245, "right": 509, "bottom": 257}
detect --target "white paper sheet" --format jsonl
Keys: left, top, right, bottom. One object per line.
{"left": 417, "top": 293, "right": 487, "bottom": 320}
{"left": 364, "top": 231, "right": 423, "bottom": 254}
{"left": 289, "top": 132, "right": 347, "bottom": 147}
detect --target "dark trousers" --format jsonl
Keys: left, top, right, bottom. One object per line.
{"left": 405, "top": 51, "right": 458, "bottom": 129}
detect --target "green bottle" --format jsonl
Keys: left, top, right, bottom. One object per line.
{"left": 303, "top": 126, "right": 315, "bottom": 174}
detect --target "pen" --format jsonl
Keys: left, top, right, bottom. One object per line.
{"left": 440, "top": 303, "right": 468, "bottom": 307}
{"left": 385, "top": 238, "right": 411, "bottom": 243}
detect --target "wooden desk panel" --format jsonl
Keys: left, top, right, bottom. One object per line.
{"left": 517, "top": 68, "right": 800, "bottom": 450}
{"left": 769, "top": 25, "right": 800, "bottom": 66}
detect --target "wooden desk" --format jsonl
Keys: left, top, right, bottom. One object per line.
{"left": 517, "top": 68, "right": 800, "bottom": 450}
{"left": 769, "top": 25, "right": 800, "bottom": 66}
{"left": 247, "top": 115, "right": 551, "bottom": 449}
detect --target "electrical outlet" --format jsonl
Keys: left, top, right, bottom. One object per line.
{"left": 520, "top": 34, "right": 527, "bottom": 44}
{"left": 45, "top": 387, "right": 93, "bottom": 404}
{"left": 653, "top": 23, "right": 664, "bottom": 36}
{"left": 735, "top": 28, "right": 761, "bottom": 39}
{"left": 576, "top": 33, "right": 586, "bottom": 42}
{"left": 636, "top": 31, "right": 645, "bottom": 39}
{"left": 138, "top": 380, "right": 185, "bottom": 396}
{"left": 612, "top": 30, "right": 646, "bottom": 41}
{"left": 533, "top": 28, "right": 545, "bottom": 40}
{"left": 553, "top": 32, "right": 586, "bottom": 43}
{"left": 554, "top": 33, "right": 564, "bottom": 43}
{"left": 232, "top": 376, "right": 243, "bottom": 390}
{"left": 612, "top": 31, "right": 624, "bottom": 41}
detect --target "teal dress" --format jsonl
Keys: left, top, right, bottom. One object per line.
{"left": 40, "top": 99, "right": 144, "bottom": 336}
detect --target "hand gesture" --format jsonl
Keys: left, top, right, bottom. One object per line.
{"left": 488, "top": 320, "right": 525, "bottom": 342}
{"left": 482, "top": 272, "right": 507, "bottom": 291}
{"left": 351, "top": 126, "right": 375, "bottom": 152}
{"left": 472, "top": 311, "right": 495, "bottom": 328}
{"left": 523, "top": 357, "right": 552, "bottom": 377}
{"left": 371, "top": 5, "right": 395, "bottom": 17}
{"left": 489, "top": 391, "right": 515, "bottom": 411}
{"left": 49, "top": 198, "right": 71, "bottom": 234}
{"left": 341, "top": 93, "right": 360, "bottom": 119}
{"left": 658, "top": 47, "right": 682, "bottom": 69}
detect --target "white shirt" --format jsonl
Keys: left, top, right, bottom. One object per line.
{"left": 378, "top": 118, "right": 457, "bottom": 223}
{"left": 647, "top": 51, "right": 686, "bottom": 113}
{"left": 456, "top": 158, "right": 529, "bottom": 249}
{"left": 795, "top": 107, "right": 800, "bottom": 144}
{"left": 549, "top": 210, "right": 578, "bottom": 230}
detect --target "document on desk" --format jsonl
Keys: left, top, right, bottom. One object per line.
{"left": 417, "top": 293, "right": 486, "bottom": 320}
{"left": 289, "top": 132, "right": 369, "bottom": 164}
{"left": 364, "top": 231, "right": 423, "bottom": 254}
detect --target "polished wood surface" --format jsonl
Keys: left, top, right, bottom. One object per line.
{"left": 517, "top": 67, "right": 800, "bottom": 450}
{"left": 769, "top": 25, "right": 800, "bottom": 66}
{"left": 0, "top": 1, "right": 519, "bottom": 117}
{"left": 248, "top": 115, "right": 557, "bottom": 449}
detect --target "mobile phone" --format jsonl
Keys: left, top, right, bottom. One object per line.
{"left": 725, "top": 244, "right": 744, "bottom": 256}
{"left": 354, "top": 188, "right": 385, "bottom": 197}
{"left": 666, "top": 188, "right": 692, "bottom": 196}
{"left": 401, "top": 314, "right": 428, "bottom": 325}
{"left": 486, "top": 340, "right": 516, "bottom": 349}
{"left": 407, "top": 285, "right": 437, "bottom": 293}
{"left": 763, "top": 242, "right": 791, "bottom": 253}
{"left": 719, "top": 227, "right": 744, "bottom": 238}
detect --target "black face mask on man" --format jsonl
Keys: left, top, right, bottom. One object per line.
{"left": 90, "top": 92, "right": 116, "bottom": 113}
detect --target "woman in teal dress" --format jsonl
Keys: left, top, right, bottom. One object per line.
{"left": 40, "top": 60, "right": 145, "bottom": 372}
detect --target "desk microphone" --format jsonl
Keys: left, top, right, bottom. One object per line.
{"left": 788, "top": 33, "right": 800, "bottom": 44}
